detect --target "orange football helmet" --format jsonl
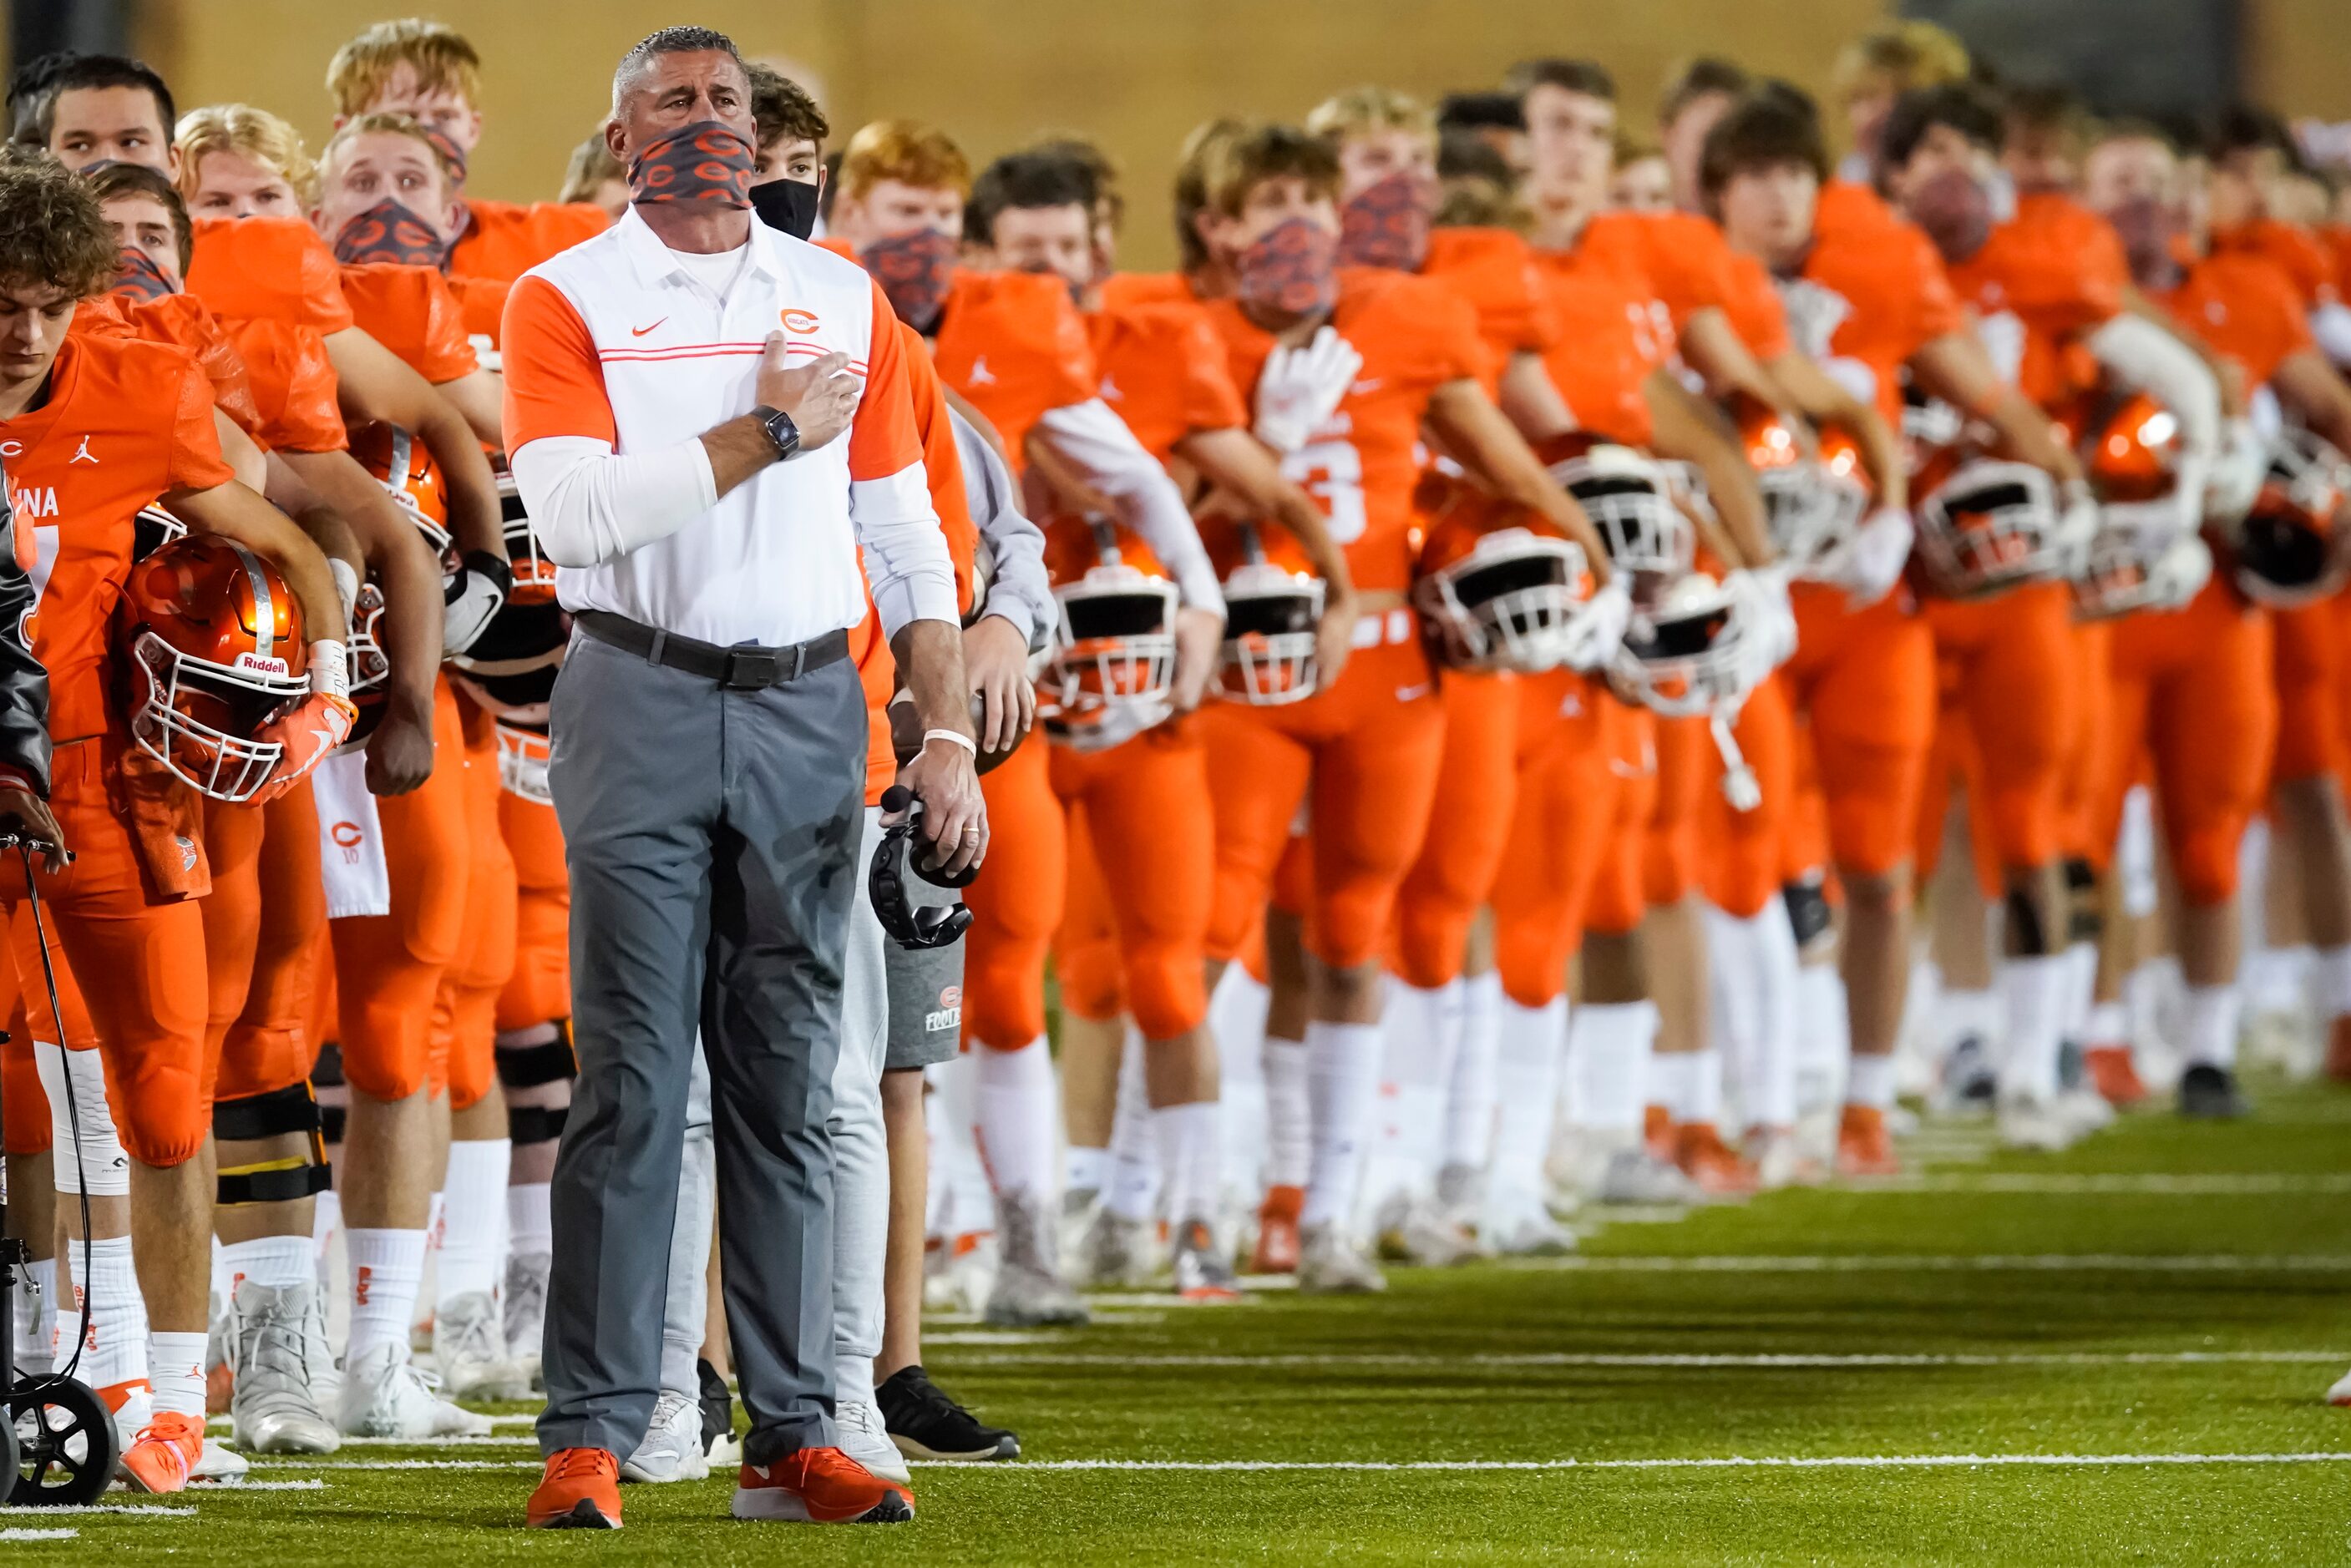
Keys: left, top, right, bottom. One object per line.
{"left": 1538, "top": 431, "right": 1689, "bottom": 579}
{"left": 1205, "top": 518, "right": 1325, "bottom": 705}
{"left": 1730, "top": 397, "right": 1844, "bottom": 570}
{"left": 2070, "top": 391, "right": 2204, "bottom": 618}
{"left": 1908, "top": 433, "right": 2065, "bottom": 598}
{"left": 1036, "top": 514, "right": 1179, "bottom": 751}
{"left": 1606, "top": 569, "right": 1762, "bottom": 719}
{"left": 124, "top": 535, "right": 310, "bottom": 802}
{"left": 494, "top": 455, "right": 558, "bottom": 605}
{"left": 348, "top": 422, "right": 453, "bottom": 560}
{"left": 1412, "top": 470, "right": 1597, "bottom": 671}
{"left": 2234, "top": 427, "right": 2351, "bottom": 606}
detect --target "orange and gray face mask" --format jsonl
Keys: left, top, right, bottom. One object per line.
{"left": 863, "top": 227, "right": 960, "bottom": 333}
{"left": 333, "top": 199, "right": 452, "bottom": 268}
{"left": 1235, "top": 215, "right": 1339, "bottom": 321}
{"left": 1338, "top": 172, "right": 1436, "bottom": 272}
{"left": 627, "top": 119, "right": 755, "bottom": 210}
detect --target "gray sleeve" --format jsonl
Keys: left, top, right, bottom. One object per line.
{"left": 950, "top": 408, "right": 1053, "bottom": 655}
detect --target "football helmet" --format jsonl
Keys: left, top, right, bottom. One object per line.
{"left": 1540, "top": 432, "right": 1690, "bottom": 579}
{"left": 449, "top": 598, "right": 568, "bottom": 719}
{"left": 496, "top": 720, "right": 552, "bottom": 804}
{"left": 1036, "top": 515, "right": 1179, "bottom": 751}
{"left": 347, "top": 422, "right": 453, "bottom": 560}
{"left": 1606, "top": 569, "right": 1763, "bottom": 719}
{"left": 494, "top": 456, "right": 558, "bottom": 605}
{"left": 1412, "top": 471, "right": 1598, "bottom": 672}
{"left": 332, "top": 580, "right": 392, "bottom": 756}
{"left": 132, "top": 504, "right": 187, "bottom": 564}
{"left": 1208, "top": 518, "right": 1325, "bottom": 706}
{"left": 2071, "top": 392, "right": 2207, "bottom": 618}
{"left": 2233, "top": 427, "right": 2351, "bottom": 607}
{"left": 1730, "top": 399, "right": 1848, "bottom": 574}
{"left": 124, "top": 535, "right": 311, "bottom": 802}
{"left": 1908, "top": 436, "right": 2065, "bottom": 598}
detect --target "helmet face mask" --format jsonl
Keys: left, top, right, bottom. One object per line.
{"left": 495, "top": 720, "right": 552, "bottom": 804}
{"left": 126, "top": 538, "right": 309, "bottom": 802}
{"left": 1415, "top": 527, "right": 1592, "bottom": 673}
{"left": 2234, "top": 429, "right": 2350, "bottom": 607}
{"left": 1218, "top": 564, "right": 1324, "bottom": 705}
{"left": 1606, "top": 572, "right": 1755, "bottom": 718}
{"left": 1549, "top": 444, "right": 1690, "bottom": 577}
{"left": 1038, "top": 568, "right": 1180, "bottom": 751}
{"left": 497, "top": 463, "right": 559, "bottom": 605}
{"left": 1911, "top": 458, "right": 2064, "bottom": 597}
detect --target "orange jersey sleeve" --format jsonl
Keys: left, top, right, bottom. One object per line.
{"left": 1529, "top": 243, "right": 1666, "bottom": 447}
{"left": 337, "top": 263, "right": 479, "bottom": 383}
{"left": 499, "top": 276, "right": 616, "bottom": 448}
{"left": 1787, "top": 217, "right": 1968, "bottom": 428}
{"left": 1087, "top": 300, "right": 1249, "bottom": 465}
{"left": 449, "top": 199, "right": 613, "bottom": 286}
{"left": 2163, "top": 251, "right": 2316, "bottom": 388}
{"left": 168, "top": 356, "right": 235, "bottom": 491}
{"left": 185, "top": 217, "right": 356, "bottom": 334}
{"left": 1947, "top": 195, "right": 2127, "bottom": 410}
{"left": 1720, "top": 248, "right": 1792, "bottom": 362}
{"left": 845, "top": 280, "right": 928, "bottom": 483}
{"left": 1421, "top": 226, "right": 1563, "bottom": 358}
{"left": 1584, "top": 211, "right": 1739, "bottom": 334}
{"left": 225, "top": 318, "right": 349, "bottom": 454}
{"left": 448, "top": 273, "right": 513, "bottom": 349}
{"left": 2212, "top": 218, "right": 2340, "bottom": 311}
{"left": 931, "top": 269, "right": 1099, "bottom": 465}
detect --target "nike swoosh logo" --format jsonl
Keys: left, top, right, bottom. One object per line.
{"left": 1393, "top": 684, "right": 1429, "bottom": 702}
{"left": 631, "top": 318, "right": 666, "bottom": 337}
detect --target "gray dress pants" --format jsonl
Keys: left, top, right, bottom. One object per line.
{"left": 536, "top": 628, "right": 865, "bottom": 1463}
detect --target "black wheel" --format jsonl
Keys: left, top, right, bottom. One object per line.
{"left": 9, "top": 1374, "right": 117, "bottom": 1505}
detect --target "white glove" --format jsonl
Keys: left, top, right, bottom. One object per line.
{"left": 1253, "top": 326, "right": 1363, "bottom": 454}
{"left": 443, "top": 550, "right": 513, "bottom": 657}
{"left": 1728, "top": 564, "right": 1797, "bottom": 673}
{"left": 2205, "top": 417, "right": 2267, "bottom": 526}
{"left": 1832, "top": 504, "right": 1914, "bottom": 609}
{"left": 1563, "top": 576, "right": 1631, "bottom": 672}
{"left": 2053, "top": 480, "right": 2101, "bottom": 578}
{"left": 2146, "top": 533, "right": 2213, "bottom": 610}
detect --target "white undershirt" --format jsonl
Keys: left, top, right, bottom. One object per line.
{"left": 669, "top": 241, "right": 749, "bottom": 300}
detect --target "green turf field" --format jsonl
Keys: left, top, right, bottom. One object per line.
{"left": 11, "top": 1077, "right": 2351, "bottom": 1565}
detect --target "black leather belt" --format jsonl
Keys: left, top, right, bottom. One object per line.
{"left": 575, "top": 610, "right": 850, "bottom": 690}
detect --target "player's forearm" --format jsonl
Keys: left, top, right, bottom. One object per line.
{"left": 169, "top": 481, "right": 349, "bottom": 645}
{"left": 889, "top": 617, "right": 976, "bottom": 742}
{"left": 1179, "top": 427, "right": 1354, "bottom": 603}
{"left": 415, "top": 392, "right": 505, "bottom": 560}
{"left": 1645, "top": 371, "right": 1775, "bottom": 568}
{"left": 438, "top": 368, "right": 506, "bottom": 449}
{"left": 1431, "top": 380, "right": 1615, "bottom": 586}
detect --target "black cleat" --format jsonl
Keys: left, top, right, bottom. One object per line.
{"left": 877, "top": 1364, "right": 1020, "bottom": 1461}
{"left": 2178, "top": 1063, "right": 2248, "bottom": 1120}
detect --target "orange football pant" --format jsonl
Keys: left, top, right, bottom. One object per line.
{"left": 1490, "top": 670, "right": 1617, "bottom": 1009}
{"left": 433, "top": 699, "right": 516, "bottom": 1111}
{"left": 1388, "top": 670, "right": 1518, "bottom": 989}
{"left": 2271, "top": 599, "right": 2343, "bottom": 787}
{"left": 1918, "top": 583, "right": 2080, "bottom": 884}
{"left": 204, "top": 781, "right": 326, "bottom": 1105}
{"left": 495, "top": 790, "right": 570, "bottom": 1032}
{"left": 1783, "top": 586, "right": 1937, "bottom": 879}
{"left": 1056, "top": 801, "right": 1123, "bottom": 1024}
{"left": 1700, "top": 674, "right": 1798, "bottom": 920}
{"left": 962, "top": 735, "right": 1067, "bottom": 1050}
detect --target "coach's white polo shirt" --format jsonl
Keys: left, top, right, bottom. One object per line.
{"left": 500, "top": 205, "right": 955, "bottom": 648}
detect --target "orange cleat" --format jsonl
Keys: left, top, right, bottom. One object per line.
{"left": 119, "top": 1410, "right": 204, "bottom": 1495}
{"left": 1835, "top": 1105, "right": 1901, "bottom": 1179}
{"left": 1249, "top": 1184, "right": 1304, "bottom": 1274}
{"left": 732, "top": 1445, "right": 914, "bottom": 1523}
{"left": 528, "top": 1447, "right": 622, "bottom": 1530}
{"left": 1643, "top": 1104, "right": 1676, "bottom": 1164}
{"left": 2328, "top": 1016, "right": 2351, "bottom": 1083}
{"left": 1675, "top": 1121, "right": 1757, "bottom": 1197}
{"left": 2083, "top": 1044, "right": 2149, "bottom": 1105}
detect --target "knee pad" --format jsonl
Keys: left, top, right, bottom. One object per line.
{"left": 33, "top": 1043, "right": 128, "bottom": 1197}
{"left": 496, "top": 1023, "right": 575, "bottom": 1147}
{"left": 2004, "top": 887, "right": 2055, "bottom": 958}
{"left": 213, "top": 1081, "right": 332, "bottom": 1206}
{"left": 1781, "top": 878, "right": 1835, "bottom": 952}
{"left": 312, "top": 1041, "right": 348, "bottom": 1146}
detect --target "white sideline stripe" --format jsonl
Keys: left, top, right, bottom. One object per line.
{"left": 1856, "top": 1173, "right": 2351, "bottom": 1195}
{"left": 0, "top": 1528, "right": 77, "bottom": 1540}
{"left": 329, "top": 1434, "right": 535, "bottom": 1447}
{"left": 1498, "top": 1254, "right": 2351, "bottom": 1273}
{"left": 220, "top": 1479, "right": 329, "bottom": 1490}
{"left": 927, "top": 1330, "right": 1063, "bottom": 1346}
{"left": 264, "top": 1452, "right": 2351, "bottom": 1476}
{"left": 0, "top": 1504, "right": 194, "bottom": 1516}
{"left": 256, "top": 1459, "right": 541, "bottom": 1471}
{"left": 939, "top": 1349, "right": 2351, "bottom": 1370}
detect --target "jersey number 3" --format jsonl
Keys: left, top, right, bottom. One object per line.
{"left": 1282, "top": 439, "right": 1367, "bottom": 544}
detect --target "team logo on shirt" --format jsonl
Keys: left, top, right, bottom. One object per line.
{"left": 781, "top": 308, "right": 822, "bottom": 334}
{"left": 69, "top": 436, "right": 97, "bottom": 465}
{"left": 968, "top": 355, "right": 996, "bottom": 386}
{"left": 8, "top": 487, "right": 56, "bottom": 518}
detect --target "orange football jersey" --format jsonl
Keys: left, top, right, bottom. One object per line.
{"left": 1815, "top": 180, "right": 1903, "bottom": 241}
{"left": 2210, "top": 218, "right": 2340, "bottom": 311}
{"left": 74, "top": 293, "right": 263, "bottom": 441}
{"left": 2157, "top": 250, "right": 2314, "bottom": 387}
{"left": 1942, "top": 191, "right": 2127, "bottom": 412}
{"left": 930, "top": 268, "right": 1099, "bottom": 468}
{"left": 1528, "top": 239, "right": 1670, "bottom": 447}
{"left": 1582, "top": 210, "right": 1767, "bottom": 347}
{"left": 0, "top": 336, "right": 234, "bottom": 741}
{"left": 448, "top": 273, "right": 512, "bottom": 349}
{"left": 1421, "top": 226, "right": 1563, "bottom": 361}
{"left": 448, "top": 199, "right": 611, "bottom": 286}
{"left": 1087, "top": 299, "right": 1248, "bottom": 466}
{"left": 1773, "top": 211, "right": 1966, "bottom": 428}
{"left": 221, "top": 317, "right": 349, "bottom": 455}
{"left": 337, "top": 262, "right": 479, "bottom": 384}
{"left": 1206, "top": 267, "right": 1493, "bottom": 594}
{"left": 184, "top": 217, "right": 356, "bottom": 334}
{"left": 1719, "top": 247, "right": 1794, "bottom": 362}
{"left": 1098, "top": 271, "right": 1212, "bottom": 312}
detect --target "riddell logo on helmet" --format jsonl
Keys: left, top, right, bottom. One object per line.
{"left": 236, "top": 652, "right": 291, "bottom": 676}
{"left": 781, "top": 308, "right": 821, "bottom": 334}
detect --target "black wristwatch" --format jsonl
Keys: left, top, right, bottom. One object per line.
{"left": 752, "top": 403, "right": 800, "bottom": 462}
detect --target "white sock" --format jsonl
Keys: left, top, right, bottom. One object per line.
{"left": 1210, "top": 966, "right": 1270, "bottom": 1199}
{"left": 2061, "top": 941, "right": 2099, "bottom": 1042}
{"left": 2244, "top": 945, "right": 2310, "bottom": 1015}
{"left": 1489, "top": 996, "right": 1566, "bottom": 1196}
{"left": 1796, "top": 964, "right": 1850, "bottom": 1113}
{"left": 312, "top": 1187, "right": 342, "bottom": 1264}
{"left": 18, "top": 1256, "right": 54, "bottom": 1373}
{"left": 1064, "top": 1146, "right": 1111, "bottom": 1196}
{"left": 1938, "top": 986, "right": 2003, "bottom": 1061}
{"left": 67, "top": 1235, "right": 147, "bottom": 1393}
{"left": 1442, "top": 972, "right": 1502, "bottom": 1171}
{"left": 507, "top": 1182, "right": 551, "bottom": 1257}
{"left": 975, "top": 1035, "right": 1058, "bottom": 1205}
{"left": 1683, "top": 1047, "right": 1725, "bottom": 1125}
{"left": 149, "top": 1329, "right": 207, "bottom": 1420}
{"left": 345, "top": 1228, "right": 426, "bottom": 1363}
{"left": 1998, "top": 954, "right": 2070, "bottom": 1100}
{"left": 1568, "top": 1001, "right": 1652, "bottom": 1136}
{"left": 1366, "top": 978, "right": 1458, "bottom": 1215}
{"left": 1649, "top": 1050, "right": 1697, "bottom": 1124}
{"left": 1152, "top": 1100, "right": 1223, "bottom": 1226}
{"left": 2185, "top": 984, "right": 2242, "bottom": 1070}
{"left": 1300, "top": 1019, "right": 1384, "bottom": 1231}
{"left": 1262, "top": 1034, "right": 1310, "bottom": 1190}
{"left": 1845, "top": 1051, "right": 1896, "bottom": 1110}
{"left": 2084, "top": 1001, "right": 2127, "bottom": 1048}
{"left": 436, "top": 1138, "right": 510, "bottom": 1306}
{"left": 2318, "top": 945, "right": 2351, "bottom": 1022}
{"left": 1106, "top": 1026, "right": 1159, "bottom": 1222}
{"left": 220, "top": 1234, "right": 315, "bottom": 1295}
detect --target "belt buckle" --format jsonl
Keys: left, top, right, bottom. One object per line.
{"left": 722, "top": 647, "right": 782, "bottom": 690}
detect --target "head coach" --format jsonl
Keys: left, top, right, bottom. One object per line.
{"left": 498, "top": 26, "right": 982, "bottom": 1529}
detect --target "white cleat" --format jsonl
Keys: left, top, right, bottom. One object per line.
{"left": 1483, "top": 1191, "right": 1576, "bottom": 1257}
{"left": 1296, "top": 1222, "right": 1387, "bottom": 1292}
{"left": 189, "top": 1436, "right": 250, "bottom": 1484}
{"left": 2328, "top": 1367, "right": 2351, "bottom": 1406}
{"left": 984, "top": 1193, "right": 1090, "bottom": 1327}
{"left": 434, "top": 1290, "right": 532, "bottom": 1400}
{"left": 227, "top": 1279, "right": 341, "bottom": 1454}
{"left": 1373, "top": 1192, "right": 1478, "bottom": 1267}
{"left": 1077, "top": 1211, "right": 1158, "bottom": 1289}
{"left": 837, "top": 1390, "right": 912, "bottom": 1486}
{"left": 504, "top": 1251, "right": 550, "bottom": 1392}
{"left": 1591, "top": 1146, "right": 1700, "bottom": 1206}
{"left": 337, "top": 1341, "right": 494, "bottom": 1439}
{"left": 621, "top": 1388, "right": 710, "bottom": 1484}
{"left": 1748, "top": 1128, "right": 1825, "bottom": 1191}
{"left": 1996, "top": 1091, "right": 2075, "bottom": 1153}
{"left": 2054, "top": 1085, "right": 2116, "bottom": 1138}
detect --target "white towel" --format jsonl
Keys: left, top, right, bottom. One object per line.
{"left": 311, "top": 750, "right": 390, "bottom": 919}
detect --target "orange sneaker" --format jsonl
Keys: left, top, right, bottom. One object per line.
{"left": 528, "top": 1447, "right": 622, "bottom": 1530}
{"left": 1835, "top": 1105, "right": 1900, "bottom": 1179}
{"left": 2328, "top": 1016, "right": 2351, "bottom": 1083}
{"left": 1643, "top": 1105, "right": 1675, "bottom": 1163}
{"left": 1675, "top": 1122, "right": 1756, "bottom": 1197}
{"left": 2083, "top": 1044, "right": 2148, "bottom": 1105}
{"left": 732, "top": 1445, "right": 914, "bottom": 1523}
{"left": 119, "top": 1410, "right": 204, "bottom": 1495}
{"left": 1249, "top": 1184, "right": 1304, "bottom": 1274}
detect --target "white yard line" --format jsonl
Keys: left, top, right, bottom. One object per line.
{"left": 0, "top": 1528, "right": 77, "bottom": 1540}
{"left": 0, "top": 1503, "right": 193, "bottom": 1516}
{"left": 1497, "top": 1253, "right": 2351, "bottom": 1272}
{"left": 215, "top": 1479, "right": 329, "bottom": 1490}
{"left": 935, "top": 1349, "right": 2351, "bottom": 1370}
{"left": 908, "top": 1451, "right": 2351, "bottom": 1473}
{"left": 1851, "top": 1173, "right": 2351, "bottom": 1195}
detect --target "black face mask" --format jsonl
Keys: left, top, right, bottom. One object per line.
{"left": 748, "top": 177, "right": 821, "bottom": 240}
